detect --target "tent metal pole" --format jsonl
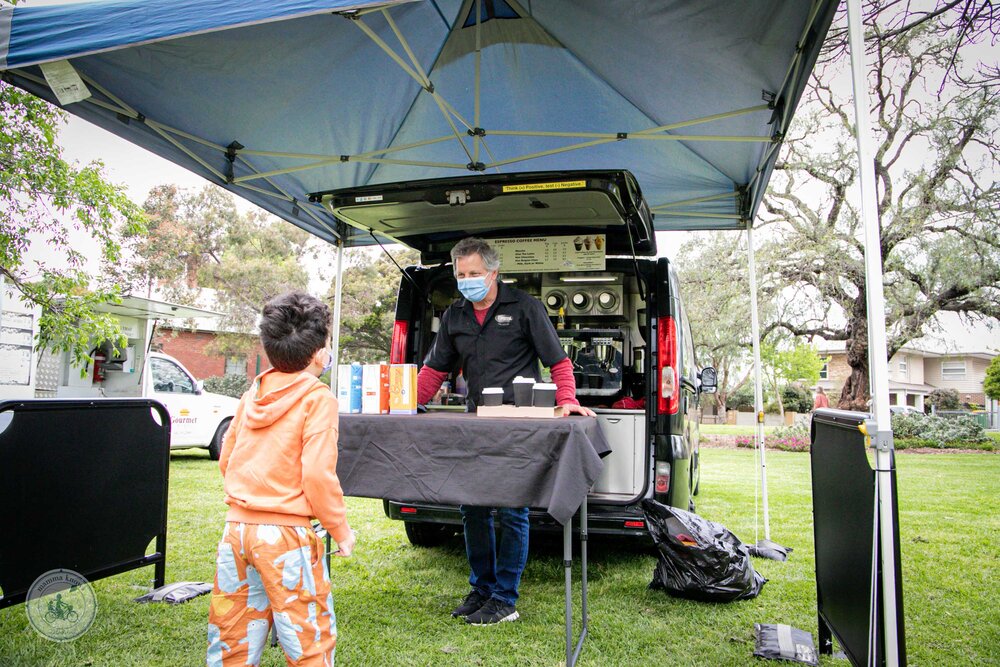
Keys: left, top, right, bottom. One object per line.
{"left": 239, "top": 135, "right": 454, "bottom": 161}
{"left": 490, "top": 130, "right": 770, "bottom": 142}
{"left": 234, "top": 156, "right": 339, "bottom": 236}
{"left": 232, "top": 155, "right": 466, "bottom": 183}
{"left": 747, "top": 225, "right": 770, "bottom": 542}
{"left": 846, "top": 1, "right": 900, "bottom": 664}
{"left": 651, "top": 192, "right": 738, "bottom": 209}
{"left": 363, "top": 9, "right": 477, "bottom": 164}
{"left": 330, "top": 240, "right": 345, "bottom": 394}
{"left": 474, "top": 0, "right": 482, "bottom": 163}
{"left": 656, "top": 211, "right": 743, "bottom": 220}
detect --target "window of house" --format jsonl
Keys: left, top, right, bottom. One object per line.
{"left": 819, "top": 361, "right": 829, "bottom": 380}
{"left": 941, "top": 360, "right": 966, "bottom": 380}
{"left": 898, "top": 355, "right": 908, "bottom": 379}
{"left": 224, "top": 356, "right": 245, "bottom": 377}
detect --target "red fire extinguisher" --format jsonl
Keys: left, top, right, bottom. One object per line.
{"left": 91, "top": 348, "right": 106, "bottom": 383}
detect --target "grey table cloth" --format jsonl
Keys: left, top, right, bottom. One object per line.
{"left": 336, "top": 413, "right": 610, "bottom": 525}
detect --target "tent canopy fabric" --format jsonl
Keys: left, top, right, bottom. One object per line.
{"left": 1, "top": 0, "right": 836, "bottom": 247}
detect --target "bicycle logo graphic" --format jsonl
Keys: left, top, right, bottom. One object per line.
{"left": 26, "top": 569, "right": 97, "bottom": 642}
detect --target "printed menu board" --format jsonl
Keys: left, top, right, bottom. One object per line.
{"left": 492, "top": 235, "right": 606, "bottom": 273}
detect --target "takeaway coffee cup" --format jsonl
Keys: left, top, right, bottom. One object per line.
{"left": 481, "top": 387, "right": 504, "bottom": 406}
{"left": 532, "top": 382, "right": 557, "bottom": 408}
{"left": 513, "top": 376, "right": 535, "bottom": 407}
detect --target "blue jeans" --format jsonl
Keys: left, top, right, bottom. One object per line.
{"left": 460, "top": 505, "right": 529, "bottom": 606}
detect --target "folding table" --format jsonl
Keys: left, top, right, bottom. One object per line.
{"left": 335, "top": 412, "right": 610, "bottom": 666}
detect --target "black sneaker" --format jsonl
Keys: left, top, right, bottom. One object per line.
{"left": 451, "top": 589, "right": 490, "bottom": 618}
{"left": 465, "top": 597, "right": 519, "bottom": 625}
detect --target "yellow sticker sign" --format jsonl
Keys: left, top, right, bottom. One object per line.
{"left": 501, "top": 180, "right": 587, "bottom": 193}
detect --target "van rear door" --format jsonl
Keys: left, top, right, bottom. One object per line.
{"left": 309, "top": 170, "right": 657, "bottom": 263}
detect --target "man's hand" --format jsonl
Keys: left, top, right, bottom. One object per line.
{"left": 561, "top": 403, "right": 596, "bottom": 417}
{"left": 334, "top": 530, "right": 356, "bottom": 558}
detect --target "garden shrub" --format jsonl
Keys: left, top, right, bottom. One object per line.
{"left": 928, "top": 388, "right": 960, "bottom": 410}
{"left": 780, "top": 385, "right": 814, "bottom": 413}
{"left": 727, "top": 386, "right": 754, "bottom": 411}
{"left": 203, "top": 374, "right": 250, "bottom": 398}
{"left": 890, "top": 413, "right": 988, "bottom": 447}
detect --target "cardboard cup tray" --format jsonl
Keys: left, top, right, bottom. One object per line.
{"left": 476, "top": 405, "right": 567, "bottom": 419}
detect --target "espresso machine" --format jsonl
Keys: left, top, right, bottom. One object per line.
{"left": 558, "top": 328, "right": 625, "bottom": 397}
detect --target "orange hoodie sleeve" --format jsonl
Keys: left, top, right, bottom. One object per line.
{"left": 218, "top": 397, "right": 246, "bottom": 477}
{"left": 301, "top": 389, "right": 352, "bottom": 543}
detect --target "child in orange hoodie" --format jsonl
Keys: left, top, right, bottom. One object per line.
{"left": 208, "top": 291, "right": 354, "bottom": 667}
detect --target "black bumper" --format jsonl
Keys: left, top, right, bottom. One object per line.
{"left": 383, "top": 499, "right": 654, "bottom": 539}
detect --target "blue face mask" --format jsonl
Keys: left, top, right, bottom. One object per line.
{"left": 457, "top": 274, "right": 493, "bottom": 303}
{"left": 321, "top": 349, "right": 335, "bottom": 374}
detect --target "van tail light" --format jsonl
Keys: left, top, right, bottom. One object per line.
{"left": 655, "top": 462, "right": 671, "bottom": 495}
{"left": 400, "top": 506, "right": 417, "bottom": 514}
{"left": 390, "top": 320, "right": 409, "bottom": 364}
{"left": 624, "top": 520, "right": 646, "bottom": 529}
{"left": 657, "top": 315, "right": 679, "bottom": 414}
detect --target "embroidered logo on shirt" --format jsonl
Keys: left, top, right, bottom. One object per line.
{"left": 495, "top": 314, "right": 513, "bottom": 326}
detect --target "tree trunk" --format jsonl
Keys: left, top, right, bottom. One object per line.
{"left": 838, "top": 312, "right": 871, "bottom": 411}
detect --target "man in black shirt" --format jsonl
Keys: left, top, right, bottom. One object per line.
{"left": 416, "top": 237, "right": 593, "bottom": 625}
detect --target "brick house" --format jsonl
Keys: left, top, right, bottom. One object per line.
{"left": 817, "top": 344, "right": 995, "bottom": 410}
{"left": 153, "top": 324, "right": 269, "bottom": 382}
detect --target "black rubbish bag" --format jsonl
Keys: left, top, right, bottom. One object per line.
{"left": 753, "top": 623, "right": 819, "bottom": 665}
{"left": 642, "top": 499, "right": 766, "bottom": 602}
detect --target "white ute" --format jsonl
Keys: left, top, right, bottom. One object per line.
{"left": 145, "top": 352, "right": 240, "bottom": 459}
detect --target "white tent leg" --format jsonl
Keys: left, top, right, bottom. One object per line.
{"left": 846, "top": 1, "right": 900, "bottom": 664}
{"left": 747, "top": 225, "right": 770, "bottom": 542}
{"left": 330, "top": 241, "right": 345, "bottom": 393}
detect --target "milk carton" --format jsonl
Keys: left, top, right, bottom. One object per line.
{"left": 349, "top": 362, "right": 363, "bottom": 413}
{"left": 336, "top": 364, "right": 352, "bottom": 413}
{"left": 389, "top": 363, "right": 418, "bottom": 415}
{"left": 379, "top": 363, "right": 390, "bottom": 414}
{"left": 362, "top": 363, "right": 390, "bottom": 414}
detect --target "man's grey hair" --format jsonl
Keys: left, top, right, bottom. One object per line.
{"left": 450, "top": 237, "right": 500, "bottom": 274}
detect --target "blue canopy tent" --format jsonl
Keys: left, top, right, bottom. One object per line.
{"left": 1, "top": 0, "right": 835, "bottom": 243}
{"left": 0, "top": 2, "right": 903, "bottom": 663}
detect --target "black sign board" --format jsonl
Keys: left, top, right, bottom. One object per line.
{"left": 810, "top": 409, "right": 906, "bottom": 666}
{"left": 0, "top": 399, "right": 170, "bottom": 608}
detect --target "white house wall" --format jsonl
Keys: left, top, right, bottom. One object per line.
{"left": 924, "top": 357, "right": 989, "bottom": 397}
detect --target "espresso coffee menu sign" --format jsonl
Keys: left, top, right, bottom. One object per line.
{"left": 492, "top": 235, "right": 606, "bottom": 272}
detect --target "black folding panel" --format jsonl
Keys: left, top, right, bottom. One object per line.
{"left": 810, "top": 408, "right": 906, "bottom": 666}
{"left": 0, "top": 399, "right": 170, "bottom": 608}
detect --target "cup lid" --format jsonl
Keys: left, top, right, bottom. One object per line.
{"left": 513, "top": 376, "right": 536, "bottom": 383}
{"left": 482, "top": 387, "right": 503, "bottom": 394}
{"left": 533, "top": 383, "right": 556, "bottom": 390}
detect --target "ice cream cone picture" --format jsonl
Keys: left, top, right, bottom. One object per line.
{"left": 594, "top": 235, "right": 604, "bottom": 250}
{"left": 584, "top": 236, "right": 592, "bottom": 250}
{"left": 573, "top": 236, "right": 583, "bottom": 251}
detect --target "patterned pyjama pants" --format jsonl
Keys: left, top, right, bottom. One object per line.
{"left": 207, "top": 522, "right": 337, "bottom": 666}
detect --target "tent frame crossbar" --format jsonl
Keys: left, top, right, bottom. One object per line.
{"left": 473, "top": 0, "right": 482, "bottom": 163}
{"left": 20, "top": 68, "right": 339, "bottom": 237}
{"left": 351, "top": 11, "right": 477, "bottom": 166}
{"left": 651, "top": 192, "right": 737, "bottom": 210}
{"left": 489, "top": 130, "right": 770, "bottom": 142}
{"left": 657, "top": 211, "right": 742, "bottom": 220}
{"left": 233, "top": 154, "right": 341, "bottom": 238}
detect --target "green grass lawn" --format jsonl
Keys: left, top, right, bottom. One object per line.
{"left": 2, "top": 447, "right": 997, "bottom": 666}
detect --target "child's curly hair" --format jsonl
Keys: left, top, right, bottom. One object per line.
{"left": 259, "top": 291, "right": 331, "bottom": 372}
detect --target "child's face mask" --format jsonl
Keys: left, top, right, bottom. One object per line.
{"left": 320, "top": 349, "right": 335, "bottom": 375}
